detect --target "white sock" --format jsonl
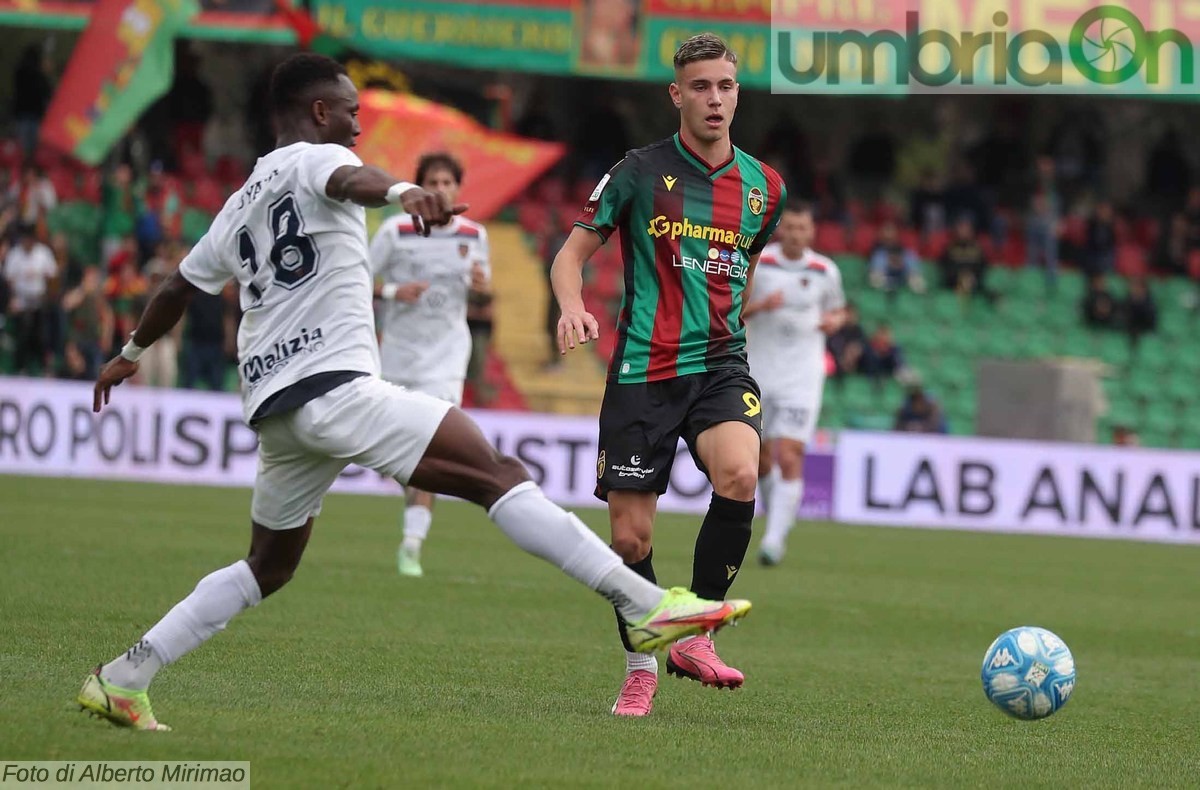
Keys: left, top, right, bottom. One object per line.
{"left": 403, "top": 505, "right": 432, "bottom": 553}
{"left": 758, "top": 470, "right": 774, "bottom": 514}
{"left": 764, "top": 476, "right": 803, "bottom": 550}
{"left": 488, "top": 482, "right": 662, "bottom": 621}
{"left": 625, "top": 651, "right": 658, "bottom": 674}
{"left": 102, "top": 560, "right": 262, "bottom": 690}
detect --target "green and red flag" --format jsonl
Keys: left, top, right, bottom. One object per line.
{"left": 40, "top": 0, "right": 200, "bottom": 165}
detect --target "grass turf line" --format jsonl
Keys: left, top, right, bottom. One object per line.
{"left": 2, "top": 475, "right": 1198, "bottom": 788}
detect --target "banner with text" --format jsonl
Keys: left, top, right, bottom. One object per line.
{"left": 835, "top": 431, "right": 1200, "bottom": 544}
{"left": 0, "top": 377, "right": 834, "bottom": 518}
{"left": 355, "top": 90, "right": 565, "bottom": 221}
{"left": 304, "top": 1, "right": 1200, "bottom": 96}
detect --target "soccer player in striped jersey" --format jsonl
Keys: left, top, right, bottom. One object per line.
{"left": 744, "top": 203, "right": 846, "bottom": 567}
{"left": 552, "top": 33, "right": 786, "bottom": 716}
{"left": 370, "top": 153, "right": 491, "bottom": 577}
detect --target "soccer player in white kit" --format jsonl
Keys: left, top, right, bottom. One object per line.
{"left": 744, "top": 203, "right": 845, "bottom": 566}
{"left": 370, "top": 152, "right": 489, "bottom": 577}
{"left": 76, "top": 54, "right": 751, "bottom": 732}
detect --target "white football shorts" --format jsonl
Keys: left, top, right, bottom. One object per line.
{"left": 761, "top": 385, "right": 824, "bottom": 444}
{"left": 383, "top": 376, "right": 465, "bottom": 407}
{"left": 251, "top": 376, "right": 453, "bottom": 529}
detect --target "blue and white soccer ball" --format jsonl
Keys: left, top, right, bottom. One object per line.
{"left": 981, "top": 626, "right": 1076, "bottom": 720}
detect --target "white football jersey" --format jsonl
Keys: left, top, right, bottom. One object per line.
{"left": 370, "top": 215, "right": 489, "bottom": 385}
{"left": 179, "top": 142, "right": 381, "bottom": 422}
{"left": 747, "top": 243, "right": 845, "bottom": 394}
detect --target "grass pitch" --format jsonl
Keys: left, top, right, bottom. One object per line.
{"left": 2, "top": 475, "right": 1198, "bottom": 788}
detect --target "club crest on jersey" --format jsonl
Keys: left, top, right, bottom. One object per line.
{"left": 458, "top": 243, "right": 470, "bottom": 258}
{"left": 747, "top": 186, "right": 765, "bottom": 216}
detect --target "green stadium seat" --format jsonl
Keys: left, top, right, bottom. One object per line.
{"left": 182, "top": 208, "right": 215, "bottom": 245}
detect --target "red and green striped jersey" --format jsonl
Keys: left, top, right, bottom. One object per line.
{"left": 575, "top": 134, "right": 786, "bottom": 384}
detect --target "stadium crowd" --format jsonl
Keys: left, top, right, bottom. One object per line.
{"left": 3, "top": 42, "right": 1200, "bottom": 435}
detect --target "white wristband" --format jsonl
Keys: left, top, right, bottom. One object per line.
{"left": 381, "top": 283, "right": 399, "bottom": 301}
{"left": 120, "top": 338, "right": 146, "bottom": 362}
{"left": 385, "top": 182, "right": 418, "bottom": 205}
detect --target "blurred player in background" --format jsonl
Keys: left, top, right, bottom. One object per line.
{"left": 79, "top": 53, "right": 751, "bottom": 732}
{"left": 370, "top": 153, "right": 491, "bottom": 577}
{"left": 553, "top": 34, "right": 785, "bottom": 716}
{"left": 744, "top": 202, "right": 845, "bottom": 566}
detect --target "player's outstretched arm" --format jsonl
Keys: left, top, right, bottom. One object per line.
{"left": 94, "top": 270, "right": 201, "bottom": 412}
{"left": 325, "top": 165, "right": 466, "bottom": 235}
{"left": 550, "top": 226, "right": 603, "bottom": 354}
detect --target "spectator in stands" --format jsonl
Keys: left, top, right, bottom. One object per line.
{"left": 894, "top": 384, "right": 948, "bottom": 434}
{"left": 1123, "top": 277, "right": 1158, "bottom": 345}
{"left": 827, "top": 302, "right": 868, "bottom": 377}
{"left": 12, "top": 164, "right": 57, "bottom": 240}
{"left": 100, "top": 164, "right": 140, "bottom": 263}
{"left": 868, "top": 220, "right": 925, "bottom": 295}
{"left": 183, "top": 268, "right": 229, "bottom": 392}
{"left": 3, "top": 223, "right": 57, "bottom": 374}
{"left": 1145, "top": 130, "right": 1190, "bottom": 214}
{"left": 60, "top": 266, "right": 112, "bottom": 381}
{"left": 535, "top": 178, "right": 569, "bottom": 371}
{"left": 1026, "top": 155, "right": 1061, "bottom": 291}
{"left": 104, "top": 240, "right": 148, "bottom": 350}
{"left": 13, "top": 44, "right": 53, "bottom": 157}
{"left": 1083, "top": 200, "right": 1117, "bottom": 277}
{"left": 940, "top": 216, "right": 996, "bottom": 304}
{"left": 863, "top": 323, "right": 907, "bottom": 379}
{"left": 0, "top": 169, "right": 16, "bottom": 241}
{"left": 1156, "top": 212, "right": 1190, "bottom": 275}
{"left": 137, "top": 246, "right": 180, "bottom": 387}
{"left": 1184, "top": 186, "right": 1200, "bottom": 253}
{"left": 137, "top": 162, "right": 183, "bottom": 261}
{"left": 942, "top": 160, "right": 989, "bottom": 235}
{"left": 909, "top": 168, "right": 945, "bottom": 237}
{"left": 848, "top": 117, "right": 897, "bottom": 204}
{"left": 166, "top": 43, "right": 214, "bottom": 168}
{"left": 1082, "top": 273, "right": 1118, "bottom": 329}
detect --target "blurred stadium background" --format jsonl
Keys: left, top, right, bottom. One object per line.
{"left": 2, "top": 2, "right": 1200, "bottom": 786}
{"left": 2, "top": 0, "right": 1199, "bottom": 446}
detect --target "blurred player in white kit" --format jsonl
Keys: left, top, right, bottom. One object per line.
{"left": 743, "top": 203, "right": 845, "bottom": 566}
{"left": 370, "top": 153, "right": 491, "bottom": 577}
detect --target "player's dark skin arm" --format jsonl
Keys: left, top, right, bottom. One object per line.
{"left": 93, "top": 270, "right": 200, "bottom": 412}
{"left": 325, "top": 164, "right": 468, "bottom": 234}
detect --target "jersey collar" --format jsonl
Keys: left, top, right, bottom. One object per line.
{"left": 673, "top": 133, "right": 736, "bottom": 180}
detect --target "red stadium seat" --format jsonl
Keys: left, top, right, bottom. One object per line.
{"left": 815, "top": 221, "right": 848, "bottom": 253}
{"left": 190, "top": 177, "right": 226, "bottom": 214}
{"left": 921, "top": 230, "right": 949, "bottom": 260}
{"left": 1115, "top": 243, "right": 1148, "bottom": 276}
{"left": 1061, "top": 215, "right": 1087, "bottom": 246}
{"left": 850, "top": 223, "right": 878, "bottom": 256}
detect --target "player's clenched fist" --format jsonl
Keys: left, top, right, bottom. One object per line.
{"left": 557, "top": 306, "right": 600, "bottom": 354}
{"left": 399, "top": 187, "right": 468, "bottom": 236}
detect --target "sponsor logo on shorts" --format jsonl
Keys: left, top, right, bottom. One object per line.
{"left": 612, "top": 454, "right": 655, "bottom": 480}
{"left": 242, "top": 326, "right": 325, "bottom": 389}
{"left": 597, "top": 449, "right": 606, "bottom": 479}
